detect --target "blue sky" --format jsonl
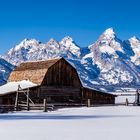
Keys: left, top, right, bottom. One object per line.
{"left": 0, "top": 0, "right": 140, "bottom": 54}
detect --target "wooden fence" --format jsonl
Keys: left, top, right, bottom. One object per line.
{"left": 0, "top": 102, "right": 87, "bottom": 113}
{"left": 0, "top": 103, "right": 54, "bottom": 113}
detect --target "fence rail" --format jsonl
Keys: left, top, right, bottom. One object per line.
{"left": 0, "top": 102, "right": 89, "bottom": 113}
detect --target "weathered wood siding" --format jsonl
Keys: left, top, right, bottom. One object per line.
{"left": 42, "top": 59, "right": 82, "bottom": 87}
{"left": 82, "top": 88, "right": 115, "bottom": 104}
{"left": 0, "top": 94, "right": 16, "bottom": 105}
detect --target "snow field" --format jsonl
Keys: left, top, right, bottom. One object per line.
{"left": 0, "top": 106, "right": 140, "bottom": 140}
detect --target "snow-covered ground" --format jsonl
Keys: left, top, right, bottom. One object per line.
{"left": 0, "top": 106, "right": 140, "bottom": 140}
{"left": 115, "top": 95, "right": 136, "bottom": 104}
{"left": 115, "top": 93, "right": 136, "bottom": 104}
{"left": 113, "top": 90, "right": 136, "bottom": 104}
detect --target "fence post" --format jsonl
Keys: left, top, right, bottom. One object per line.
{"left": 43, "top": 99, "right": 47, "bottom": 112}
{"left": 136, "top": 89, "right": 140, "bottom": 106}
{"left": 15, "top": 91, "right": 19, "bottom": 111}
{"left": 27, "top": 89, "right": 30, "bottom": 111}
{"left": 87, "top": 99, "right": 91, "bottom": 107}
{"left": 125, "top": 98, "right": 129, "bottom": 106}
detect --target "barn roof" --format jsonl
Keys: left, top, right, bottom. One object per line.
{"left": 15, "top": 58, "right": 60, "bottom": 71}
{"left": 8, "top": 58, "right": 61, "bottom": 85}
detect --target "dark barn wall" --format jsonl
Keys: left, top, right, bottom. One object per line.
{"left": 39, "top": 59, "right": 83, "bottom": 103}
{"left": 82, "top": 88, "right": 115, "bottom": 104}
{"left": 42, "top": 59, "right": 82, "bottom": 87}
{"left": 38, "top": 86, "right": 82, "bottom": 103}
{"left": 0, "top": 93, "right": 16, "bottom": 105}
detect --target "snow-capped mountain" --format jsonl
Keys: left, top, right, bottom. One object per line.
{"left": 128, "top": 36, "right": 140, "bottom": 65}
{"left": 1, "top": 28, "right": 140, "bottom": 92}
{"left": 60, "top": 36, "right": 81, "bottom": 57}
{"left": 0, "top": 58, "right": 15, "bottom": 85}
{"left": 82, "top": 28, "right": 140, "bottom": 91}
{"left": 84, "top": 28, "right": 124, "bottom": 71}
{"left": 3, "top": 36, "right": 81, "bottom": 65}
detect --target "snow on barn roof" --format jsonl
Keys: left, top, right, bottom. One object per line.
{"left": 0, "top": 80, "right": 37, "bottom": 96}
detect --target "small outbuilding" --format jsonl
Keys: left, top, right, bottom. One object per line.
{"left": 0, "top": 58, "right": 115, "bottom": 106}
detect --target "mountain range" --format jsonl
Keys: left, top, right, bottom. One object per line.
{"left": 1, "top": 28, "right": 140, "bottom": 92}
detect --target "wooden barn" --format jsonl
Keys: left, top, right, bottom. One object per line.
{"left": 0, "top": 58, "right": 115, "bottom": 107}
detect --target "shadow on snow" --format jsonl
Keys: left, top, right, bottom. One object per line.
{"left": 0, "top": 114, "right": 136, "bottom": 120}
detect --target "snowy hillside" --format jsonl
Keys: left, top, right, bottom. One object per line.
{"left": 0, "top": 58, "right": 15, "bottom": 85}
{"left": 1, "top": 28, "right": 140, "bottom": 92}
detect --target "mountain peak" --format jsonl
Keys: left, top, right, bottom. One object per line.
{"left": 129, "top": 36, "right": 140, "bottom": 42}
{"left": 60, "top": 36, "right": 80, "bottom": 57}
{"left": 49, "top": 38, "right": 57, "bottom": 42}
{"left": 22, "top": 38, "right": 29, "bottom": 42}
{"left": 14, "top": 38, "right": 39, "bottom": 51}
{"left": 46, "top": 38, "right": 59, "bottom": 48}
{"left": 61, "top": 36, "right": 73, "bottom": 43}
{"left": 104, "top": 27, "right": 114, "bottom": 34}
{"left": 102, "top": 27, "right": 115, "bottom": 39}
{"left": 47, "top": 38, "right": 58, "bottom": 44}
{"left": 129, "top": 36, "right": 140, "bottom": 47}
{"left": 128, "top": 36, "right": 140, "bottom": 65}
